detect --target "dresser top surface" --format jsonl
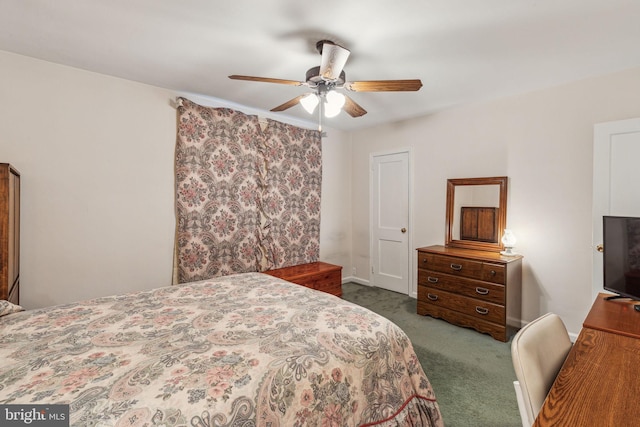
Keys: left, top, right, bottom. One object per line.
{"left": 417, "top": 244, "right": 523, "bottom": 263}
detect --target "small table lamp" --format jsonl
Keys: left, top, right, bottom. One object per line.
{"left": 501, "top": 229, "right": 517, "bottom": 256}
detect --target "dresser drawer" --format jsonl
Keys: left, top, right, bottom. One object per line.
{"left": 315, "top": 281, "right": 342, "bottom": 296}
{"left": 482, "top": 263, "right": 505, "bottom": 284}
{"left": 417, "top": 300, "right": 507, "bottom": 341}
{"left": 417, "top": 253, "right": 483, "bottom": 279}
{"left": 307, "top": 270, "right": 341, "bottom": 294}
{"left": 418, "top": 286, "right": 505, "bottom": 324}
{"left": 417, "top": 269, "right": 505, "bottom": 304}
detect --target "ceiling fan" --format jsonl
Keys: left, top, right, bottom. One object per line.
{"left": 229, "top": 40, "right": 422, "bottom": 120}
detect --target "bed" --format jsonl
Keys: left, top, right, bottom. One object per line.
{"left": 0, "top": 272, "right": 443, "bottom": 427}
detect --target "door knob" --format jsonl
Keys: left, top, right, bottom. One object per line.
{"left": 401, "top": 228, "right": 407, "bottom": 233}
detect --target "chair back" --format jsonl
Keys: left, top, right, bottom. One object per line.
{"left": 511, "top": 313, "right": 572, "bottom": 426}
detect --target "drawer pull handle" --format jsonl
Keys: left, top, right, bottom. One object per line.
{"left": 427, "top": 293, "right": 439, "bottom": 301}
{"left": 475, "top": 287, "right": 489, "bottom": 295}
{"left": 427, "top": 276, "right": 439, "bottom": 283}
{"left": 475, "top": 307, "right": 489, "bottom": 315}
{"left": 490, "top": 270, "right": 496, "bottom": 275}
{"left": 450, "top": 263, "right": 463, "bottom": 271}
{"left": 422, "top": 258, "right": 428, "bottom": 264}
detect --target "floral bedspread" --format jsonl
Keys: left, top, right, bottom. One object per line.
{"left": 0, "top": 273, "right": 443, "bottom": 427}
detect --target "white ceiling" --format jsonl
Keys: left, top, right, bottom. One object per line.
{"left": 2, "top": 0, "right": 640, "bottom": 131}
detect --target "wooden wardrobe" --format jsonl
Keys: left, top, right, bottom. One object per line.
{"left": 0, "top": 164, "right": 20, "bottom": 305}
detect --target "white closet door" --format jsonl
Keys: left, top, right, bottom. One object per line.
{"left": 371, "top": 151, "right": 410, "bottom": 294}
{"left": 592, "top": 118, "right": 640, "bottom": 298}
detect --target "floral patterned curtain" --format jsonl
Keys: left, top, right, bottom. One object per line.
{"left": 175, "top": 98, "right": 321, "bottom": 283}
{"left": 259, "top": 119, "right": 323, "bottom": 268}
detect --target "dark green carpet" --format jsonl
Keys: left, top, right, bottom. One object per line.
{"left": 341, "top": 282, "right": 521, "bottom": 427}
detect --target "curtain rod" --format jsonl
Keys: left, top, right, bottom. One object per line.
{"left": 172, "top": 96, "right": 320, "bottom": 133}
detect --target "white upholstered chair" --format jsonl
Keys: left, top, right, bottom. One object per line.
{"left": 511, "top": 313, "right": 572, "bottom": 427}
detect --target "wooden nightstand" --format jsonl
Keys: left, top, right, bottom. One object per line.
{"left": 264, "top": 262, "right": 342, "bottom": 297}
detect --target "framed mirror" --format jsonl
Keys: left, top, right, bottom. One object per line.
{"left": 445, "top": 176, "right": 508, "bottom": 252}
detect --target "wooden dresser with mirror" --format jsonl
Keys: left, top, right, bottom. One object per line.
{"left": 417, "top": 177, "right": 522, "bottom": 342}
{"left": 0, "top": 163, "right": 20, "bottom": 305}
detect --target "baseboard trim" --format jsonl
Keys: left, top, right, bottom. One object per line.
{"left": 342, "top": 278, "right": 419, "bottom": 299}
{"left": 342, "top": 276, "right": 371, "bottom": 286}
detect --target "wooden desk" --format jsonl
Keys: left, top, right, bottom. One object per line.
{"left": 533, "top": 294, "right": 640, "bottom": 426}
{"left": 583, "top": 294, "right": 640, "bottom": 339}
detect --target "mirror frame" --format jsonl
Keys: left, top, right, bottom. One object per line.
{"left": 445, "top": 176, "right": 508, "bottom": 252}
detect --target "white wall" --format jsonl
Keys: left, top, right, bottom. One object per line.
{"left": 319, "top": 129, "right": 353, "bottom": 269}
{"left": 350, "top": 66, "right": 640, "bottom": 335}
{"left": 5, "top": 46, "right": 640, "bottom": 335}
{"left": 0, "top": 50, "right": 352, "bottom": 309}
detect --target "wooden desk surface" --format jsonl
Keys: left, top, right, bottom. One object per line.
{"left": 534, "top": 293, "right": 640, "bottom": 426}
{"left": 533, "top": 327, "right": 640, "bottom": 426}
{"left": 583, "top": 293, "right": 640, "bottom": 339}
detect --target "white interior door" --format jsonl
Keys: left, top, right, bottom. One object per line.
{"left": 371, "top": 151, "right": 409, "bottom": 294}
{"left": 592, "top": 118, "right": 640, "bottom": 298}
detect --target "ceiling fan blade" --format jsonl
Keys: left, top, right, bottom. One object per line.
{"left": 343, "top": 95, "right": 367, "bottom": 117}
{"left": 228, "top": 75, "right": 304, "bottom": 86}
{"left": 270, "top": 95, "right": 307, "bottom": 112}
{"left": 319, "top": 42, "right": 350, "bottom": 81}
{"left": 345, "top": 79, "right": 423, "bottom": 92}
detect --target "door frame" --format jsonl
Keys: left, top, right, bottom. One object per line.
{"left": 592, "top": 117, "right": 640, "bottom": 299}
{"left": 369, "top": 148, "right": 415, "bottom": 297}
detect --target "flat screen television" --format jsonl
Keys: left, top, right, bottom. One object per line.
{"left": 603, "top": 215, "right": 640, "bottom": 301}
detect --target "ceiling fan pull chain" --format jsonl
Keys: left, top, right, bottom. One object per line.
{"left": 318, "top": 99, "right": 323, "bottom": 132}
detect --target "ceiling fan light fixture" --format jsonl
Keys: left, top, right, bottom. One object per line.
{"left": 230, "top": 39, "right": 421, "bottom": 121}
{"left": 300, "top": 93, "right": 319, "bottom": 114}
{"left": 324, "top": 91, "right": 345, "bottom": 118}
{"left": 326, "top": 91, "right": 345, "bottom": 108}
{"left": 319, "top": 42, "right": 350, "bottom": 81}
